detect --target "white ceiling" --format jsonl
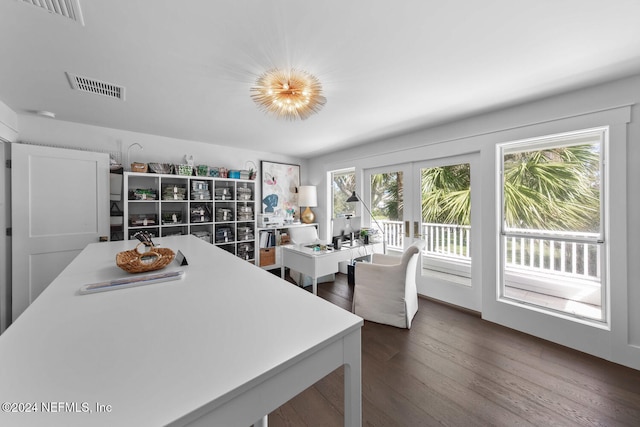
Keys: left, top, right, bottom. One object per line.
{"left": 2, "top": 1, "right": 640, "bottom": 158}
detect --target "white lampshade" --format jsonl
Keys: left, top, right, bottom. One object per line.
{"left": 298, "top": 186, "right": 317, "bottom": 207}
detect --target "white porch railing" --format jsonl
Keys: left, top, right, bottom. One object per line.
{"left": 504, "top": 234, "right": 601, "bottom": 280}
{"left": 379, "top": 220, "right": 404, "bottom": 250}
{"left": 378, "top": 220, "right": 600, "bottom": 280}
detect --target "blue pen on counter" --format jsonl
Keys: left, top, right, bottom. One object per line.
{"left": 79, "top": 270, "right": 185, "bottom": 295}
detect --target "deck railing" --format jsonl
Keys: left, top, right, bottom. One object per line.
{"left": 378, "top": 220, "right": 600, "bottom": 279}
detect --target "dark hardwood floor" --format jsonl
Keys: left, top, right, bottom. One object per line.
{"left": 268, "top": 274, "right": 640, "bottom": 426}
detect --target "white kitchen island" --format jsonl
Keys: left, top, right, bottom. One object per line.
{"left": 0, "top": 235, "right": 363, "bottom": 426}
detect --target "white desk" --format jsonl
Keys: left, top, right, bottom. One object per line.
{"left": 281, "top": 242, "right": 383, "bottom": 295}
{"left": 0, "top": 235, "right": 363, "bottom": 426}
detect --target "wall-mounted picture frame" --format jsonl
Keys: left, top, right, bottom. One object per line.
{"left": 260, "top": 161, "right": 300, "bottom": 217}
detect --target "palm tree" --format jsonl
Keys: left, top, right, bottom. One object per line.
{"left": 421, "top": 164, "right": 471, "bottom": 225}
{"left": 503, "top": 144, "right": 600, "bottom": 232}
{"left": 414, "top": 144, "right": 599, "bottom": 232}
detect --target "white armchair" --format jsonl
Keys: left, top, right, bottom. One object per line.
{"left": 352, "top": 240, "right": 425, "bottom": 328}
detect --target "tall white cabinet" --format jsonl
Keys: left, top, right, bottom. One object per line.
{"left": 123, "top": 172, "right": 256, "bottom": 263}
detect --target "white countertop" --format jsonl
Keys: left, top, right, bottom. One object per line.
{"left": 0, "top": 235, "right": 362, "bottom": 426}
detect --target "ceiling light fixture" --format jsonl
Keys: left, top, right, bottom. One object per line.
{"left": 250, "top": 68, "right": 326, "bottom": 120}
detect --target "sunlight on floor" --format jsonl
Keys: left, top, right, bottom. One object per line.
{"left": 504, "top": 286, "right": 602, "bottom": 320}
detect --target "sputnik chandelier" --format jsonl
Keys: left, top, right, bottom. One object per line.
{"left": 250, "top": 68, "right": 326, "bottom": 120}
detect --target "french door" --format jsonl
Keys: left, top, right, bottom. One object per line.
{"left": 364, "top": 153, "right": 481, "bottom": 311}
{"left": 363, "top": 164, "right": 414, "bottom": 252}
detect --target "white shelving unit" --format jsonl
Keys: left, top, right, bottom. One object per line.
{"left": 256, "top": 223, "right": 318, "bottom": 270}
{"left": 123, "top": 172, "right": 256, "bottom": 263}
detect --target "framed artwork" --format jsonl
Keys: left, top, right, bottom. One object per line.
{"left": 260, "top": 161, "right": 300, "bottom": 217}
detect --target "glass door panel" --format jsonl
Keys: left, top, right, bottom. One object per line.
{"left": 413, "top": 154, "right": 481, "bottom": 311}
{"left": 419, "top": 162, "right": 472, "bottom": 281}
{"left": 364, "top": 165, "right": 413, "bottom": 252}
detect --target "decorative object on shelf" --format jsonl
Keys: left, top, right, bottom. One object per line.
{"left": 237, "top": 242, "right": 254, "bottom": 260}
{"left": 237, "top": 226, "right": 254, "bottom": 241}
{"left": 129, "top": 213, "right": 157, "bottom": 226}
{"left": 162, "top": 185, "right": 186, "bottom": 200}
{"left": 148, "top": 163, "right": 172, "bottom": 174}
{"left": 116, "top": 242, "right": 175, "bottom": 274}
{"left": 347, "top": 191, "right": 387, "bottom": 254}
{"left": 250, "top": 68, "right": 326, "bottom": 120}
{"left": 131, "top": 162, "right": 148, "bottom": 173}
{"left": 237, "top": 183, "right": 252, "bottom": 201}
{"left": 298, "top": 186, "right": 317, "bottom": 224}
{"left": 176, "top": 164, "right": 193, "bottom": 176}
{"left": 257, "top": 213, "right": 284, "bottom": 228}
{"left": 191, "top": 180, "right": 211, "bottom": 200}
{"left": 259, "top": 247, "right": 276, "bottom": 266}
{"left": 215, "top": 226, "right": 234, "bottom": 243}
{"left": 129, "top": 188, "right": 157, "bottom": 200}
{"left": 285, "top": 208, "right": 295, "bottom": 224}
{"left": 215, "top": 185, "right": 233, "bottom": 200}
{"left": 244, "top": 161, "right": 258, "bottom": 180}
{"left": 196, "top": 165, "right": 209, "bottom": 176}
{"left": 261, "top": 160, "right": 300, "bottom": 216}
{"left": 216, "top": 207, "right": 233, "bottom": 221}
{"left": 237, "top": 204, "right": 253, "bottom": 221}
{"left": 280, "top": 233, "right": 291, "bottom": 245}
{"left": 162, "top": 211, "right": 182, "bottom": 224}
{"left": 190, "top": 204, "right": 211, "bottom": 223}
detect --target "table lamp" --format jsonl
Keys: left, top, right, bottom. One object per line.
{"left": 298, "top": 186, "right": 317, "bottom": 224}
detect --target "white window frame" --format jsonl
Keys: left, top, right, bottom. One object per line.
{"left": 497, "top": 127, "right": 608, "bottom": 325}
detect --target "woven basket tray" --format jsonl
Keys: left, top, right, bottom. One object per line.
{"left": 116, "top": 243, "right": 175, "bottom": 274}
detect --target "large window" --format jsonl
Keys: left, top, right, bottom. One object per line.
{"left": 330, "top": 168, "right": 355, "bottom": 218}
{"left": 498, "top": 128, "right": 606, "bottom": 323}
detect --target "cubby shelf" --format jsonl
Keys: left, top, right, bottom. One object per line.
{"left": 123, "top": 172, "right": 257, "bottom": 263}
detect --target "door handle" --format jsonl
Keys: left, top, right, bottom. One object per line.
{"left": 414, "top": 221, "right": 422, "bottom": 238}
{"left": 404, "top": 221, "right": 410, "bottom": 238}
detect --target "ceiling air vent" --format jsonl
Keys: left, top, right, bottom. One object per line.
{"left": 21, "top": 0, "right": 85, "bottom": 25}
{"left": 66, "top": 72, "right": 126, "bottom": 101}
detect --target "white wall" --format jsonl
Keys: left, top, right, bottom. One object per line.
{"left": 16, "top": 115, "right": 307, "bottom": 183}
{"left": 15, "top": 115, "right": 308, "bottom": 219}
{"left": 308, "top": 74, "right": 640, "bottom": 371}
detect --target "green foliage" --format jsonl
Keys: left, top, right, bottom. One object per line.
{"left": 371, "top": 172, "right": 403, "bottom": 220}
{"left": 421, "top": 164, "right": 471, "bottom": 225}
{"left": 503, "top": 144, "right": 600, "bottom": 232}
{"left": 369, "top": 143, "right": 600, "bottom": 233}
